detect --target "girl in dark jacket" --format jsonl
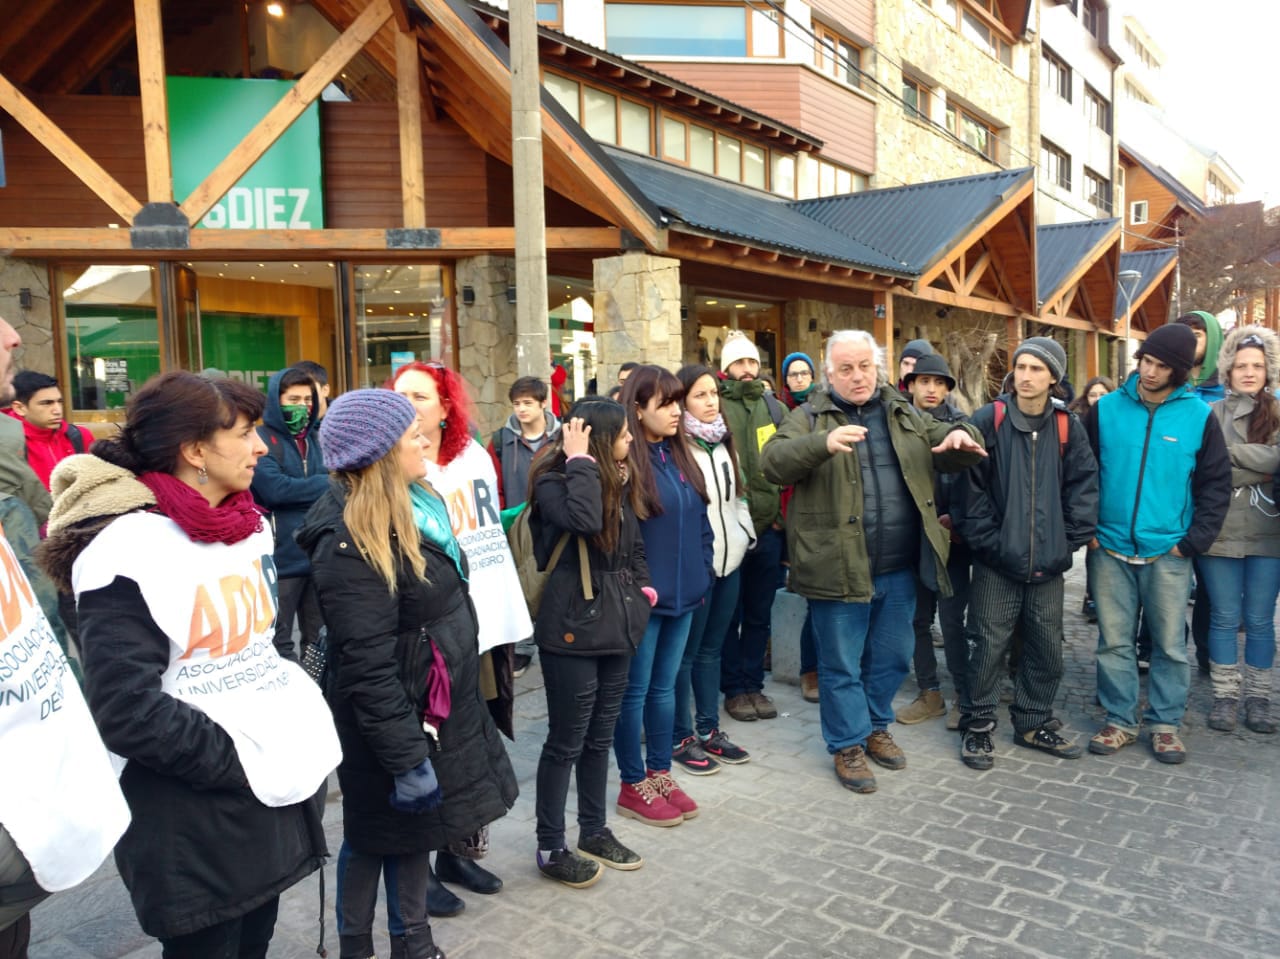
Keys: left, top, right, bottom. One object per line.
{"left": 529, "top": 398, "right": 654, "bottom": 887}
{"left": 615, "top": 366, "right": 714, "bottom": 827}
{"left": 39, "top": 371, "right": 340, "bottom": 958}
{"left": 298, "top": 390, "right": 517, "bottom": 959}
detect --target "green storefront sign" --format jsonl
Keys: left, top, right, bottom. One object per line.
{"left": 168, "top": 76, "right": 324, "bottom": 229}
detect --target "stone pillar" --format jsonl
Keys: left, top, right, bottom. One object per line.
{"left": 455, "top": 254, "right": 518, "bottom": 437}
{"left": 0, "top": 258, "right": 56, "bottom": 375}
{"left": 593, "top": 252, "right": 681, "bottom": 382}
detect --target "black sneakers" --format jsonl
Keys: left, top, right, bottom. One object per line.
{"left": 701, "top": 728, "right": 750, "bottom": 764}
{"left": 1016, "top": 724, "right": 1083, "bottom": 759}
{"left": 960, "top": 722, "right": 995, "bottom": 770}
{"left": 577, "top": 828, "right": 643, "bottom": 871}
{"left": 537, "top": 848, "right": 602, "bottom": 888}
{"left": 513, "top": 653, "right": 533, "bottom": 678}
{"left": 672, "top": 735, "right": 720, "bottom": 776}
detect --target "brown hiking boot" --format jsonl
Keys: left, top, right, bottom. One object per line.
{"left": 896, "top": 689, "right": 945, "bottom": 725}
{"left": 866, "top": 729, "right": 907, "bottom": 770}
{"left": 834, "top": 745, "right": 877, "bottom": 793}
{"left": 748, "top": 691, "right": 778, "bottom": 719}
{"left": 725, "top": 693, "right": 757, "bottom": 722}
{"left": 800, "top": 671, "right": 820, "bottom": 703}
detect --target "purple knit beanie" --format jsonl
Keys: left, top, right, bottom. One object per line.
{"left": 318, "top": 389, "right": 417, "bottom": 471}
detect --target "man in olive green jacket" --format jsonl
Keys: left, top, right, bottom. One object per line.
{"left": 760, "top": 330, "right": 985, "bottom": 794}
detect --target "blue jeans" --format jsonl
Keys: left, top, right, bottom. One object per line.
{"left": 1197, "top": 554, "right": 1280, "bottom": 669}
{"left": 614, "top": 610, "right": 694, "bottom": 783}
{"left": 722, "top": 526, "right": 784, "bottom": 697}
{"left": 808, "top": 569, "right": 916, "bottom": 753}
{"left": 1091, "top": 548, "right": 1192, "bottom": 731}
{"left": 674, "top": 570, "right": 742, "bottom": 741}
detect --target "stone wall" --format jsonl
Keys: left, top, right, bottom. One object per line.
{"left": 0, "top": 258, "right": 56, "bottom": 376}
{"left": 455, "top": 255, "right": 518, "bottom": 437}
{"left": 592, "top": 252, "right": 681, "bottom": 383}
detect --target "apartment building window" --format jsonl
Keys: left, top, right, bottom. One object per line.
{"left": 535, "top": 2, "right": 563, "bottom": 28}
{"left": 1124, "top": 27, "right": 1158, "bottom": 69}
{"left": 1040, "top": 139, "right": 1071, "bottom": 190}
{"left": 1042, "top": 46, "right": 1071, "bottom": 102}
{"left": 1130, "top": 200, "right": 1148, "bottom": 225}
{"left": 1207, "top": 171, "right": 1234, "bottom": 205}
{"left": 902, "top": 75, "right": 930, "bottom": 120}
{"left": 771, "top": 154, "right": 796, "bottom": 198}
{"left": 605, "top": 3, "right": 783, "bottom": 58}
{"left": 1085, "top": 85, "right": 1110, "bottom": 132}
{"left": 661, "top": 112, "right": 769, "bottom": 189}
{"left": 1081, "top": 0, "right": 1101, "bottom": 39}
{"left": 814, "top": 23, "right": 862, "bottom": 87}
{"left": 1123, "top": 78, "right": 1152, "bottom": 104}
{"left": 1084, "top": 167, "right": 1110, "bottom": 210}
{"left": 947, "top": 103, "right": 999, "bottom": 161}
{"left": 935, "top": 0, "right": 1013, "bottom": 66}
{"left": 546, "top": 74, "right": 654, "bottom": 154}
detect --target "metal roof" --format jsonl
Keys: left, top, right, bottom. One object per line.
{"left": 790, "top": 168, "right": 1034, "bottom": 274}
{"left": 603, "top": 148, "right": 916, "bottom": 277}
{"left": 1036, "top": 218, "right": 1120, "bottom": 306}
{"left": 1115, "top": 248, "right": 1178, "bottom": 318}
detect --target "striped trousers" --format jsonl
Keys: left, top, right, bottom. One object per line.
{"left": 962, "top": 561, "right": 1065, "bottom": 735}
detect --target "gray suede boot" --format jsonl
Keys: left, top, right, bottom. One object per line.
{"left": 1243, "top": 666, "right": 1277, "bottom": 734}
{"left": 1208, "top": 663, "right": 1240, "bottom": 731}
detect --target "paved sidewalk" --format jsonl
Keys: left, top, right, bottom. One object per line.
{"left": 29, "top": 554, "right": 1280, "bottom": 958}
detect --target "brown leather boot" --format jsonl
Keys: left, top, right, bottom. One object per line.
{"left": 800, "top": 671, "right": 819, "bottom": 703}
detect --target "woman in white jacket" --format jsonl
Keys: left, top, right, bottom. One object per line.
{"left": 671, "top": 365, "right": 756, "bottom": 774}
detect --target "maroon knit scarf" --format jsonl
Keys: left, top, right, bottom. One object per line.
{"left": 137, "top": 471, "right": 265, "bottom": 545}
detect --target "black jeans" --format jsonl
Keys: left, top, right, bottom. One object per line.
{"left": 160, "top": 897, "right": 279, "bottom": 959}
{"left": 273, "top": 575, "right": 323, "bottom": 662}
{"left": 911, "top": 542, "right": 972, "bottom": 699}
{"left": 335, "top": 845, "right": 434, "bottom": 959}
{"left": 0, "top": 914, "right": 29, "bottom": 959}
{"left": 536, "top": 651, "right": 631, "bottom": 850}
{"left": 722, "top": 525, "right": 784, "bottom": 697}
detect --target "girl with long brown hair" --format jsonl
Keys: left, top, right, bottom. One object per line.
{"left": 527, "top": 397, "right": 654, "bottom": 887}
{"left": 613, "top": 365, "right": 713, "bottom": 827}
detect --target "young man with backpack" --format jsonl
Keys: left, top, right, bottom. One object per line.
{"left": 951, "top": 337, "right": 1099, "bottom": 770}
{"left": 7, "top": 371, "right": 92, "bottom": 491}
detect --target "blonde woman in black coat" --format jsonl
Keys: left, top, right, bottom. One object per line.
{"left": 299, "top": 390, "right": 517, "bottom": 959}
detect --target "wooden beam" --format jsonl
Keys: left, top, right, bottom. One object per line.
{"left": 0, "top": 2, "right": 51, "bottom": 62}
{"left": 395, "top": 27, "right": 426, "bottom": 229}
{"left": 912, "top": 285, "right": 1020, "bottom": 317}
{"left": 181, "top": 0, "right": 395, "bottom": 226}
{"left": 0, "top": 225, "right": 629, "bottom": 256}
{"left": 391, "top": 0, "right": 412, "bottom": 33}
{"left": 5, "top": 0, "right": 107, "bottom": 86}
{"left": 0, "top": 72, "right": 143, "bottom": 222}
{"left": 134, "top": 0, "right": 172, "bottom": 203}
{"left": 961, "top": 250, "right": 992, "bottom": 296}
{"left": 873, "top": 290, "right": 894, "bottom": 357}
{"left": 917, "top": 176, "right": 1035, "bottom": 289}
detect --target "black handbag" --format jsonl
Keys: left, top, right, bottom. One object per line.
{"left": 300, "top": 625, "right": 329, "bottom": 687}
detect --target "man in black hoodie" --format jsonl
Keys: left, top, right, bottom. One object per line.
{"left": 952, "top": 337, "right": 1098, "bottom": 770}
{"left": 251, "top": 366, "right": 328, "bottom": 662}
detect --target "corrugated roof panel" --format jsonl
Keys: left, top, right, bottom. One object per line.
{"left": 1115, "top": 248, "right": 1178, "bottom": 319}
{"left": 604, "top": 148, "right": 915, "bottom": 276}
{"left": 1036, "top": 219, "right": 1120, "bottom": 306}
{"left": 790, "top": 168, "right": 1034, "bottom": 273}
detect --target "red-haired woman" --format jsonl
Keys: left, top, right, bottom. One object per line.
{"left": 390, "top": 362, "right": 528, "bottom": 910}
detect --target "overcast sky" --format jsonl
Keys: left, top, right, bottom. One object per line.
{"left": 1122, "top": 0, "right": 1280, "bottom": 205}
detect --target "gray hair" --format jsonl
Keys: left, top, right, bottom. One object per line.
{"left": 824, "top": 329, "right": 889, "bottom": 388}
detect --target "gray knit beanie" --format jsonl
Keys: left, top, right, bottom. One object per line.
{"left": 319, "top": 389, "right": 417, "bottom": 472}
{"left": 1012, "top": 336, "right": 1067, "bottom": 383}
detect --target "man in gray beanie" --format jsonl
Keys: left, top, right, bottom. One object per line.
{"left": 952, "top": 336, "right": 1098, "bottom": 770}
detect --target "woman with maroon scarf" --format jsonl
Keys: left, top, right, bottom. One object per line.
{"left": 40, "top": 371, "right": 340, "bottom": 958}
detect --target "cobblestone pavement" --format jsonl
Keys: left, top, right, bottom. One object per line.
{"left": 30, "top": 552, "right": 1280, "bottom": 958}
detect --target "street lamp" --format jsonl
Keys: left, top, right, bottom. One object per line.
{"left": 1117, "top": 269, "right": 1142, "bottom": 379}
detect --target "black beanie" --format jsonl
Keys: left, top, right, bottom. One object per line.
{"left": 1135, "top": 324, "right": 1197, "bottom": 376}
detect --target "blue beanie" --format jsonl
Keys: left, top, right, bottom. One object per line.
{"left": 782, "top": 352, "right": 816, "bottom": 377}
{"left": 319, "top": 389, "right": 417, "bottom": 472}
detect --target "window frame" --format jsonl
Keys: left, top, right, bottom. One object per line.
{"left": 1130, "top": 200, "right": 1149, "bottom": 225}
{"left": 937, "top": 0, "right": 1014, "bottom": 66}
{"left": 535, "top": 1, "right": 563, "bottom": 29}
{"left": 544, "top": 71, "right": 654, "bottom": 155}
{"left": 1083, "top": 167, "right": 1110, "bottom": 210}
{"left": 1040, "top": 137, "right": 1071, "bottom": 191}
{"left": 1081, "top": 0, "right": 1101, "bottom": 39}
{"left": 948, "top": 102, "right": 999, "bottom": 162}
{"left": 1085, "top": 84, "right": 1110, "bottom": 133}
{"left": 1042, "top": 46, "right": 1072, "bottom": 103}
{"left": 902, "top": 75, "right": 930, "bottom": 121}
{"left": 603, "top": 2, "right": 785, "bottom": 59}
{"left": 813, "top": 22, "right": 862, "bottom": 87}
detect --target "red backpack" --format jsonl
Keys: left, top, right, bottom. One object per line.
{"left": 992, "top": 399, "right": 1070, "bottom": 457}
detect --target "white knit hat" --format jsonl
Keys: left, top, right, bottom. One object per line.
{"left": 720, "top": 332, "right": 761, "bottom": 373}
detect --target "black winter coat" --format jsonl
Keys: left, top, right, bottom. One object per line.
{"left": 952, "top": 396, "right": 1099, "bottom": 583}
{"left": 531, "top": 457, "right": 652, "bottom": 656}
{"left": 299, "top": 483, "right": 518, "bottom": 856}
{"left": 76, "top": 576, "right": 327, "bottom": 940}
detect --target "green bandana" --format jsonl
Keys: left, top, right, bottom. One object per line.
{"left": 281, "top": 404, "right": 310, "bottom": 437}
